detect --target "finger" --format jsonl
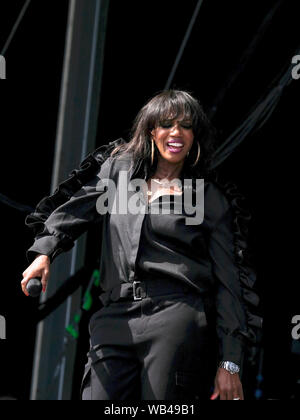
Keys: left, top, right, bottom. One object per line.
{"left": 210, "top": 390, "right": 219, "bottom": 400}
{"left": 21, "top": 277, "right": 30, "bottom": 297}
{"left": 210, "top": 382, "right": 220, "bottom": 400}
{"left": 227, "top": 388, "right": 233, "bottom": 401}
{"left": 219, "top": 389, "right": 227, "bottom": 400}
{"left": 232, "top": 385, "right": 240, "bottom": 401}
{"left": 232, "top": 390, "right": 242, "bottom": 400}
{"left": 239, "top": 384, "right": 244, "bottom": 401}
{"left": 41, "top": 270, "right": 49, "bottom": 293}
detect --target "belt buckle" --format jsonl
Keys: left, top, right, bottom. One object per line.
{"left": 133, "top": 280, "right": 143, "bottom": 301}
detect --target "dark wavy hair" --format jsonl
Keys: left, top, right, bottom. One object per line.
{"left": 111, "top": 90, "right": 217, "bottom": 178}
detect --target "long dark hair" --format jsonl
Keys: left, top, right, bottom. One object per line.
{"left": 111, "top": 90, "right": 216, "bottom": 179}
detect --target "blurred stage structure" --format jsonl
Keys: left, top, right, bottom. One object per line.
{"left": 29, "top": 0, "right": 109, "bottom": 400}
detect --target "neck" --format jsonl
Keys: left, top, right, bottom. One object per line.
{"left": 153, "top": 157, "right": 184, "bottom": 181}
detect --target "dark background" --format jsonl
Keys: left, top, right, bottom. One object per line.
{"left": 0, "top": 0, "right": 299, "bottom": 400}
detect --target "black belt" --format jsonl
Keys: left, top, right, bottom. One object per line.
{"left": 99, "top": 277, "right": 192, "bottom": 307}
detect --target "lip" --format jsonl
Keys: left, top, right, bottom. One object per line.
{"left": 167, "top": 144, "right": 184, "bottom": 154}
{"left": 165, "top": 138, "right": 185, "bottom": 154}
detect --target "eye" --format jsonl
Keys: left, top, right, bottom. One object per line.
{"left": 158, "top": 120, "right": 193, "bottom": 129}
{"left": 159, "top": 121, "right": 173, "bottom": 129}
{"left": 180, "top": 123, "right": 193, "bottom": 129}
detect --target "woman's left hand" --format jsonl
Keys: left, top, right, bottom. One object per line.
{"left": 210, "top": 368, "right": 244, "bottom": 400}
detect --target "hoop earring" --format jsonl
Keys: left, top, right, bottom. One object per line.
{"left": 191, "top": 142, "right": 201, "bottom": 167}
{"left": 151, "top": 138, "right": 155, "bottom": 166}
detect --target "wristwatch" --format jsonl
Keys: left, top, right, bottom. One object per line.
{"left": 219, "top": 361, "right": 240, "bottom": 375}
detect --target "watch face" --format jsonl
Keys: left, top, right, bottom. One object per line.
{"left": 228, "top": 362, "right": 239, "bottom": 373}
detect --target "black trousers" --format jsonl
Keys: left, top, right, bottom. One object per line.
{"left": 80, "top": 277, "right": 216, "bottom": 400}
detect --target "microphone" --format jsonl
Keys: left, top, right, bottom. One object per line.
{"left": 26, "top": 277, "right": 43, "bottom": 297}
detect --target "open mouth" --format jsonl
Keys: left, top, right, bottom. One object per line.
{"left": 167, "top": 142, "right": 184, "bottom": 153}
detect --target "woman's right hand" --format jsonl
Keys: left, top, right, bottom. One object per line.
{"left": 21, "top": 254, "right": 50, "bottom": 296}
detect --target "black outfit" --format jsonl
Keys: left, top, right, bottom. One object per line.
{"left": 26, "top": 139, "right": 261, "bottom": 400}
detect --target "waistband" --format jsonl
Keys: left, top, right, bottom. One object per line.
{"left": 99, "top": 276, "right": 193, "bottom": 306}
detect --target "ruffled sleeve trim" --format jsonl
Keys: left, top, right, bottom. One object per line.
{"left": 25, "top": 138, "right": 127, "bottom": 237}
{"left": 215, "top": 180, "right": 263, "bottom": 344}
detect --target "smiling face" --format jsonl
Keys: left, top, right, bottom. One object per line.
{"left": 151, "top": 116, "right": 194, "bottom": 165}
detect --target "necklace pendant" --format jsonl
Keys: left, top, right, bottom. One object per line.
{"left": 153, "top": 178, "right": 163, "bottom": 185}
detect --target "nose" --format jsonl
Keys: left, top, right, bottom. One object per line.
{"left": 170, "top": 122, "right": 182, "bottom": 136}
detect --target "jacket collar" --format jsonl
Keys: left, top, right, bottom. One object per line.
{"left": 128, "top": 155, "right": 151, "bottom": 181}
{"left": 128, "top": 156, "right": 193, "bottom": 183}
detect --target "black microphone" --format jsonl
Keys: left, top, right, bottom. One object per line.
{"left": 26, "top": 277, "right": 43, "bottom": 297}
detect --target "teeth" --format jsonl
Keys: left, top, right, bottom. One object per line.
{"left": 168, "top": 143, "right": 183, "bottom": 147}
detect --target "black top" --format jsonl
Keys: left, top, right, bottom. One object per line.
{"left": 133, "top": 190, "right": 248, "bottom": 366}
{"left": 26, "top": 140, "right": 261, "bottom": 366}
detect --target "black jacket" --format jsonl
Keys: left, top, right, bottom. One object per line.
{"left": 26, "top": 139, "right": 262, "bottom": 366}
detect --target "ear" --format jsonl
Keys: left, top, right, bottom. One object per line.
{"left": 150, "top": 128, "right": 156, "bottom": 139}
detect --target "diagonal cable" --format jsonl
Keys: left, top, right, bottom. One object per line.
{"left": 0, "top": 192, "right": 34, "bottom": 213}
{"left": 1, "top": 0, "right": 32, "bottom": 56}
{"left": 210, "top": 48, "right": 299, "bottom": 170}
{"left": 209, "top": 0, "right": 284, "bottom": 119}
{"left": 164, "top": 0, "right": 204, "bottom": 90}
